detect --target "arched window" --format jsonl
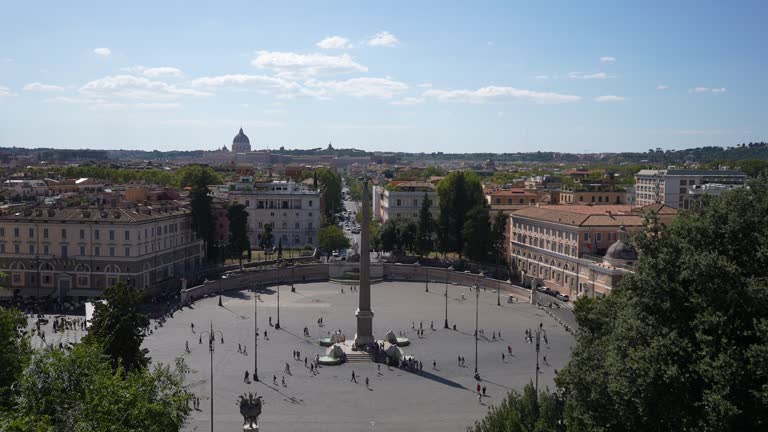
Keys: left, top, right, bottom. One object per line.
{"left": 10, "top": 262, "right": 25, "bottom": 286}
{"left": 75, "top": 264, "right": 91, "bottom": 288}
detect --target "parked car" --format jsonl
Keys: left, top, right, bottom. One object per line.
{"left": 556, "top": 293, "right": 570, "bottom": 302}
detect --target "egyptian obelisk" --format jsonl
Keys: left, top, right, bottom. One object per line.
{"left": 354, "top": 177, "right": 374, "bottom": 347}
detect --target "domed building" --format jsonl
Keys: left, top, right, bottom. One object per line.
{"left": 603, "top": 226, "right": 638, "bottom": 267}
{"left": 231, "top": 127, "right": 251, "bottom": 153}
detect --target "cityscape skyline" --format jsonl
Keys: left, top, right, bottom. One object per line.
{"left": 0, "top": 1, "right": 766, "bottom": 153}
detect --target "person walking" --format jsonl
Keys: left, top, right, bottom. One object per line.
{"left": 273, "top": 375, "right": 277, "bottom": 385}
{"left": 433, "top": 360, "right": 437, "bottom": 370}
{"left": 282, "top": 376, "right": 286, "bottom": 387}
{"left": 482, "top": 386, "right": 487, "bottom": 396}
{"left": 244, "top": 370, "right": 249, "bottom": 382}
{"left": 351, "top": 371, "right": 357, "bottom": 383}
{"left": 502, "top": 353, "right": 505, "bottom": 362}
{"left": 365, "top": 377, "right": 369, "bottom": 388}
{"left": 476, "top": 383, "right": 481, "bottom": 394}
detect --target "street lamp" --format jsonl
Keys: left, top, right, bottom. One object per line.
{"left": 199, "top": 322, "right": 224, "bottom": 432}
{"left": 534, "top": 328, "right": 541, "bottom": 393}
{"left": 473, "top": 284, "right": 480, "bottom": 381}
{"left": 275, "top": 260, "right": 281, "bottom": 330}
{"left": 425, "top": 266, "right": 429, "bottom": 292}
{"left": 253, "top": 287, "right": 259, "bottom": 382}
{"left": 497, "top": 275, "right": 501, "bottom": 306}
{"left": 444, "top": 265, "right": 453, "bottom": 329}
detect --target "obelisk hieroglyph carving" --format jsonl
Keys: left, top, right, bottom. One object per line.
{"left": 354, "top": 177, "right": 374, "bottom": 347}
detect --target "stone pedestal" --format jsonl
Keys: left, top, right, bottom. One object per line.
{"left": 354, "top": 309, "right": 375, "bottom": 347}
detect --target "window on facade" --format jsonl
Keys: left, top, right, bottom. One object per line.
{"left": 584, "top": 232, "right": 590, "bottom": 241}
{"left": 29, "top": 228, "right": 34, "bottom": 238}
{"left": 95, "top": 247, "right": 100, "bottom": 257}
{"left": 95, "top": 230, "right": 100, "bottom": 240}
{"left": 110, "top": 247, "right": 115, "bottom": 257}
{"left": 125, "top": 230, "right": 130, "bottom": 241}
{"left": 596, "top": 233, "right": 602, "bottom": 242}
{"left": 125, "top": 247, "right": 130, "bottom": 257}
{"left": 61, "top": 245, "right": 68, "bottom": 258}
{"left": 396, "top": 199, "right": 401, "bottom": 206}
{"left": 13, "top": 228, "right": 19, "bottom": 237}
{"left": 14, "top": 244, "right": 19, "bottom": 254}
{"left": 28, "top": 245, "right": 34, "bottom": 254}
{"left": 308, "top": 222, "right": 313, "bottom": 229}
{"left": 308, "top": 200, "right": 313, "bottom": 207}
{"left": 80, "top": 229, "right": 85, "bottom": 239}
{"left": 43, "top": 245, "right": 48, "bottom": 255}
{"left": 282, "top": 222, "right": 288, "bottom": 229}
{"left": 295, "top": 222, "right": 300, "bottom": 229}
{"left": 61, "top": 229, "right": 67, "bottom": 239}
{"left": 80, "top": 246, "right": 85, "bottom": 256}
{"left": 246, "top": 200, "right": 250, "bottom": 207}
{"left": 598, "top": 196, "right": 603, "bottom": 203}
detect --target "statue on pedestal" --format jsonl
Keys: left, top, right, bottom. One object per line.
{"left": 238, "top": 392, "right": 263, "bottom": 430}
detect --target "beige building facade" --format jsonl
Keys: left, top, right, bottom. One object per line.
{"left": 0, "top": 204, "right": 205, "bottom": 299}
{"left": 508, "top": 204, "right": 676, "bottom": 298}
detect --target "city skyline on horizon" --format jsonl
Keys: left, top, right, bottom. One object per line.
{"left": 1, "top": 1, "right": 766, "bottom": 154}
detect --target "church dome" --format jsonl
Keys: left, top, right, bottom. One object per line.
{"left": 231, "top": 128, "right": 251, "bottom": 153}
{"left": 603, "top": 226, "right": 637, "bottom": 266}
{"left": 233, "top": 128, "right": 250, "bottom": 145}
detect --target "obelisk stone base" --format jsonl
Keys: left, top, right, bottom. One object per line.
{"left": 354, "top": 309, "right": 375, "bottom": 347}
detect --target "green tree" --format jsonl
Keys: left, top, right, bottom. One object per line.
{"left": 83, "top": 282, "right": 150, "bottom": 373}
{"left": 463, "top": 205, "right": 490, "bottom": 261}
{"left": 378, "top": 219, "right": 399, "bottom": 253}
{"left": 416, "top": 192, "right": 434, "bottom": 257}
{"left": 489, "top": 210, "right": 507, "bottom": 268}
{"left": 468, "top": 383, "right": 564, "bottom": 432}
{"left": 190, "top": 176, "right": 214, "bottom": 260}
{"left": 397, "top": 218, "right": 418, "bottom": 254}
{"left": 315, "top": 168, "right": 343, "bottom": 221}
{"left": 3, "top": 343, "right": 191, "bottom": 432}
{"left": 227, "top": 203, "right": 250, "bottom": 268}
{"left": 0, "top": 307, "right": 30, "bottom": 410}
{"left": 258, "top": 223, "right": 274, "bottom": 252}
{"left": 318, "top": 225, "right": 350, "bottom": 253}
{"left": 557, "top": 176, "right": 768, "bottom": 431}
{"left": 436, "top": 171, "right": 485, "bottom": 258}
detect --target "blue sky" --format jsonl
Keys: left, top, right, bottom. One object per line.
{"left": 0, "top": 0, "right": 766, "bottom": 154}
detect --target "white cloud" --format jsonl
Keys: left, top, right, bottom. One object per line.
{"left": 251, "top": 51, "right": 367, "bottom": 78}
{"left": 89, "top": 102, "right": 181, "bottom": 111}
{"left": 79, "top": 75, "right": 212, "bottom": 101}
{"left": 600, "top": 56, "right": 616, "bottom": 63}
{"left": 160, "top": 119, "right": 285, "bottom": 128}
{"left": 367, "top": 31, "right": 400, "bottom": 47}
{"left": 689, "top": 87, "right": 726, "bottom": 94}
{"left": 326, "top": 123, "right": 408, "bottom": 130}
{"left": 304, "top": 77, "right": 408, "bottom": 99}
{"left": 534, "top": 75, "right": 550, "bottom": 80}
{"left": 93, "top": 48, "right": 111, "bottom": 56}
{"left": 594, "top": 95, "right": 627, "bottom": 102}
{"left": 390, "top": 97, "right": 424, "bottom": 106}
{"left": 417, "top": 82, "right": 432, "bottom": 88}
{"left": 191, "top": 74, "right": 300, "bottom": 92}
{"left": 568, "top": 72, "right": 613, "bottom": 79}
{"left": 0, "top": 86, "right": 14, "bottom": 97}
{"left": 423, "top": 86, "right": 581, "bottom": 104}
{"left": 44, "top": 96, "right": 92, "bottom": 104}
{"left": 656, "top": 85, "right": 669, "bottom": 90}
{"left": 23, "top": 82, "right": 65, "bottom": 92}
{"left": 316, "top": 36, "right": 352, "bottom": 49}
{"left": 143, "top": 67, "right": 183, "bottom": 78}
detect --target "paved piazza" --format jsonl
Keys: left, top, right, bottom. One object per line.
{"left": 141, "top": 281, "right": 574, "bottom": 431}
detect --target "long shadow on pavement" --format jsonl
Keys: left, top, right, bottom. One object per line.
{"left": 279, "top": 327, "right": 316, "bottom": 345}
{"left": 254, "top": 380, "right": 304, "bottom": 405}
{"left": 409, "top": 369, "right": 470, "bottom": 392}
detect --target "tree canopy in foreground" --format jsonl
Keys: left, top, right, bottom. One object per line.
{"left": 556, "top": 175, "right": 768, "bottom": 431}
